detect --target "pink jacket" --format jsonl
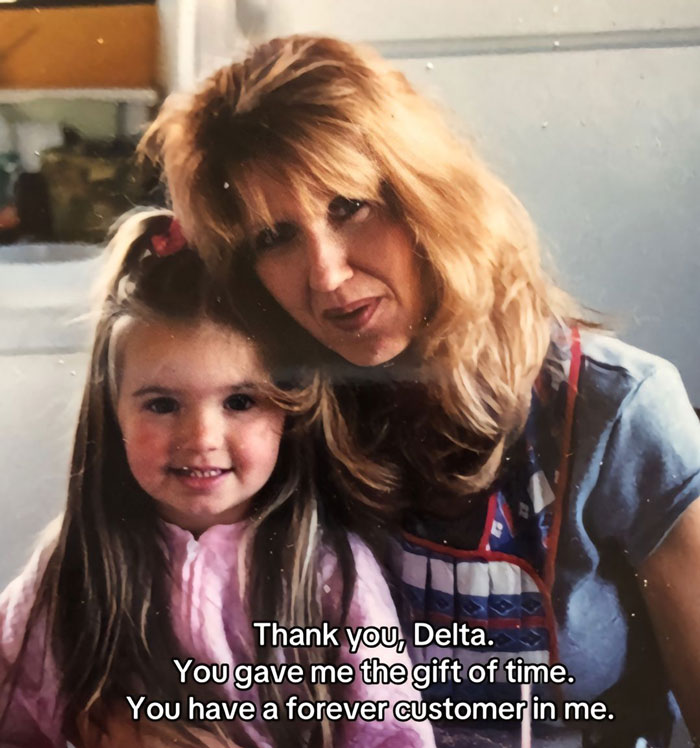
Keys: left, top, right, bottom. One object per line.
{"left": 0, "top": 520, "right": 435, "bottom": 747}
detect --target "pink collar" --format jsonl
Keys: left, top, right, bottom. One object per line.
{"left": 159, "top": 518, "right": 249, "bottom": 552}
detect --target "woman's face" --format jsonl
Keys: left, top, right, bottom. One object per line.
{"left": 249, "top": 174, "right": 427, "bottom": 367}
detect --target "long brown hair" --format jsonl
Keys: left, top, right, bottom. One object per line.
{"left": 1, "top": 208, "right": 356, "bottom": 748}
{"left": 142, "top": 35, "right": 582, "bottom": 499}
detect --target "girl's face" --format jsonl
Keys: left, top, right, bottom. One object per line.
{"left": 249, "top": 173, "right": 427, "bottom": 367}
{"left": 116, "top": 319, "right": 285, "bottom": 535}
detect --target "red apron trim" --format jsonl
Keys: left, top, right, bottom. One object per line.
{"left": 478, "top": 492, "right": 499, "bottom": 551}
{"left": 543, "top": 326, "right": 582, "bottom": 592}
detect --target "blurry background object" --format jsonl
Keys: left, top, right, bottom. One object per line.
{"left": 0, "top": 152, "right": 20, "bottom": 232}
{"left": 14, "top": 171, "right": 52, "bottom": 241}
{"left": 12, "top": 119, "right": 63, "bottom": 170}
{"left": 40, "top": 126, "right": 153, "bottom": 242}
{"left": 1, "top": 1, "right": 157, "bottom": 89}
{"left": 0, "top": 117, "right": 20, "bottom": 241}
{"left": 0, "top": 1, "right": 160, "bottom": 246}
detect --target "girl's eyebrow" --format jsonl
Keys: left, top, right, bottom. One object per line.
{"left": 130, "top": 382, "right": 261, "bottom": 398}
{"left": 131, "top": 385, "right": 175, "bottom": 398}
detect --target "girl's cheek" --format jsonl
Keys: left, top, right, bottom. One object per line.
{"left": 123, "top": 418, "right": 171, "bottom": 453}
{"left": 238, "top": 417, "right": 285, "bottom": 463}
{"left": 247, "top": 409, "right": 285, "bottom": 438}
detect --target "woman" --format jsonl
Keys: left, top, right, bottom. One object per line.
{"left": 142, "top": 36, "right": 700, "bottom": 747}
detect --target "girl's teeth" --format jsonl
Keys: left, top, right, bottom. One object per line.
{"left": 180, "top": 468, "right": 224, "bottom": 478}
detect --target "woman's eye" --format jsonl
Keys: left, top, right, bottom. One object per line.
{"left": 254, "top": 222, "right": 297, "bottom": 253}
{"left": 145, "top": 397, "right": 178, "bottom": 414}
{"left": 225, "top": 393, "right": 255, "bottom": 411}
{"left": 328, "top": 196, "right": 368, "bottom": 221}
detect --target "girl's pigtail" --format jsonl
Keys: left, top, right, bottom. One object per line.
{"left": 96, "top": 208, "right": 181, "bottom": 305}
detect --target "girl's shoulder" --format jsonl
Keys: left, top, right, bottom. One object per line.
{"left": 319, "top": 533, "right": 397, "bottom": 625}
{"left": 0, "top": 517, "right": 63, "bottom": 746}
{"left": 1, "top": 516, "right": 60, "bottom": 651}
{"left": 318, "top": 533, "right": 384, "bottom": 583}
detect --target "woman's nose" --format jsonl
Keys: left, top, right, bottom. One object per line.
{"left": 306, "top": 229, "right": 353, "bottom": 293}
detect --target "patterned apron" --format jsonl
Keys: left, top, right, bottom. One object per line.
{"left": 397, "top": 327, "right": 582, "bottom": 744}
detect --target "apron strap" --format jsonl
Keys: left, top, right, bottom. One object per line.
{"left": 543, "top": 326, "right": 582, "bottom": 590}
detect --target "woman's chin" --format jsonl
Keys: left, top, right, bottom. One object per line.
{"left": 334, "top": 341, "right": 408, "bottom": 368}
{"left": 325, "top": 329, "right": 415, "bottom": 369}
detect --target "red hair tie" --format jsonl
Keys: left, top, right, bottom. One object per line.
{"left": 151, "top": 219, "right": 187, "bottom": 257}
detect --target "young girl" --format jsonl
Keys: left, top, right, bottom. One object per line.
{"left": 0, "top": 209, "right": 435, "bottom": 748}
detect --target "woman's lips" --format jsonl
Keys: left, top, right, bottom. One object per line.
{"left": 323, "top": 297, "right": 380, "bottom": 333}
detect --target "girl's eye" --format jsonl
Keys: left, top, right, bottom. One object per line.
{"left": 224, "top": 393, "right": 255, "bottom": 411}
{"left": 145, "top": 397, "right": 178, "bottom": 414}
{"left": 254, "top": 222, "right": 297, "bottom": 253}
{"left": 328, "top": 196, "right": 369, "bottom": 221}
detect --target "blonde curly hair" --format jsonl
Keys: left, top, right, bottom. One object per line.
{"left": 141, "top": 35, "right": 579, "bottom": 495}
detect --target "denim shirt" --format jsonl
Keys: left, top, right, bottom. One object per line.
{"left": 398, "top": 330, "right": 700, "bottom": 747}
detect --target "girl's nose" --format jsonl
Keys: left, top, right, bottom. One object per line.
{"left": 306, "top": 229, "right": 353, "bottom": 293}
{"left": 180, "top": 407, "right": 223, "bottom": 453}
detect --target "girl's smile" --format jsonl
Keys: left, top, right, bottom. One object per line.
{"left": 116, "top": 319, "right": 285, "bottom": 535}
{"left": 167, "top": 465, "right": 233, "bottom": 491}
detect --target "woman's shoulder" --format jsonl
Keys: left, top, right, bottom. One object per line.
{"left": 540, "top": 327, "right": 695, "bottom": 433}
{"left": 578, "top": 330, "right": 683, "bottom": 394}
{"left": 567, "top": 330, "right": 700, "bottom": 565}
{"left": 573, "top": 329, "right": 698, "bottom": 443}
